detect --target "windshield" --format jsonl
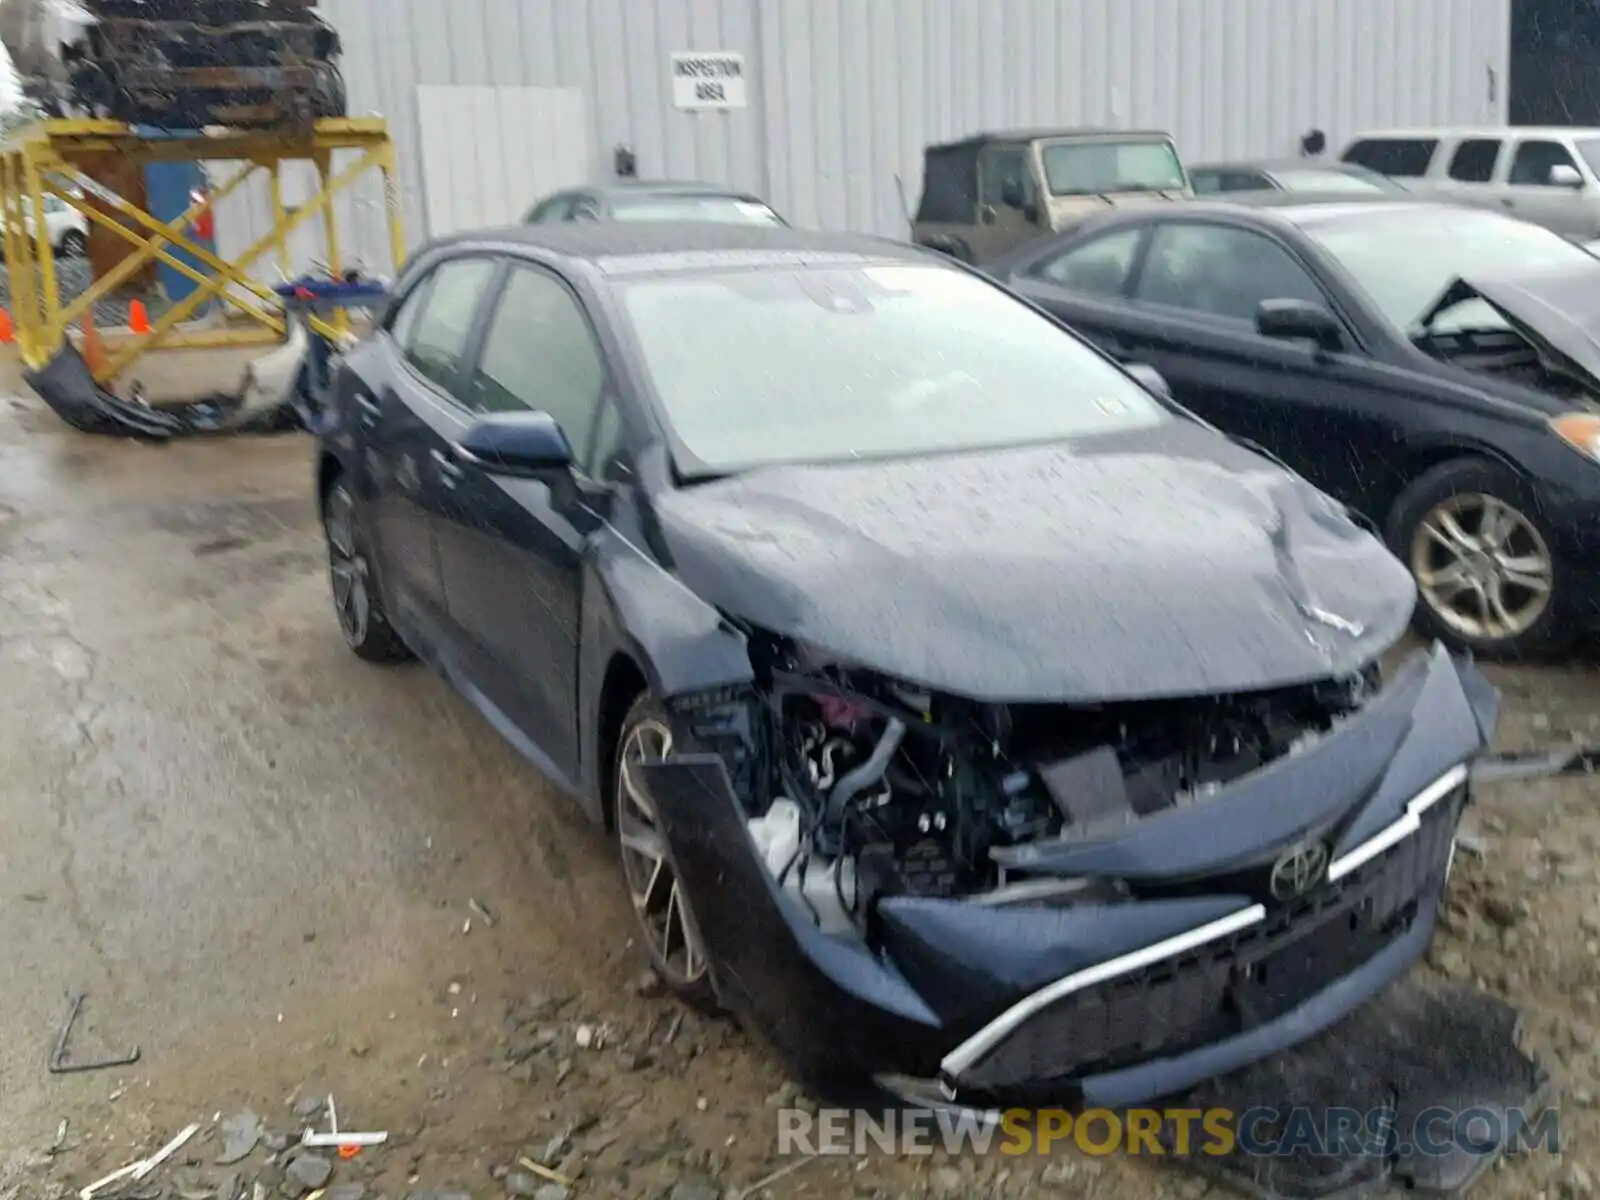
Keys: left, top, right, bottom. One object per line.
{"left": 1303, "top": 207, "right": 1599, "bottom": 333}
{"left": 1270, "top": 168, "right": 1396, "bottom": 193}
{"left": 610, "top": 195, "right": 785, "bottom": 226}
{"left": 1040, "top": 140, "right": 1186, "bottom": 195}
{"left": 617, "top": 262, "right": 1168, "bottom": 473}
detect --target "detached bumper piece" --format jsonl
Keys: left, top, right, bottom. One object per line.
{"left": 1165, "top": 981, "right": 1548, "bottom": 1200}
{"left": 24, "top": 344, "right": 284, "bottom": 441}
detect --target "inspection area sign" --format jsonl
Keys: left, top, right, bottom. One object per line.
{"left": 671, "top": 52, "right": 747, "bottom": 110}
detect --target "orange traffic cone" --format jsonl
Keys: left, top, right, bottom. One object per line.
{"left": 81, "top": 307, "right": 106, "bottom": 375}
{"left": 128, "top": 299, "right": 150, "bottom": 335}
{"left": 0, "top": 309, "right": 14, "bottom": 345}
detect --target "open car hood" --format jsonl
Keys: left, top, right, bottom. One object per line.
{"left": 654, "top": 419, "right": 1415, "bottom": 704}
{"left": 1424, "top": 260, "right": 1600, "bottom": 390}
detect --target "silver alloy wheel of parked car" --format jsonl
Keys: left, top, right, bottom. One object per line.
{"left": 324, "top": 486, "right": 372, "bottom": 648}
{"left": 616, "top": 715, "right": 710, "bottom": 990}
{"left": 1408, "top": 492, "right": 1555, "bottom": 643}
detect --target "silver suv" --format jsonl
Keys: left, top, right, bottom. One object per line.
{"left": 1339, "top": 126, "right": 1600, "bottom": 239}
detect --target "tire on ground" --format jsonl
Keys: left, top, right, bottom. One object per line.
{"left": 1384, "top": 456, "right": 1565, "bottom": 658}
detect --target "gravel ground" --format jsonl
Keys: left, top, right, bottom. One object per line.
{"left": 0, "top": 259, "right": 142, "bottom": 330}
{"left": 0, "top": 371, "right": 1598, "bottom": 1200}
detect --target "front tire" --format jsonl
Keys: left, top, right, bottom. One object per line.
{"left": 59, "top": 230, "right": 87, "bottom": 258}
{"left": 1386, "top": 457, "right": 1563, "bottom": 658}
{"left": 614, "top": 695, "right": 719, "bottom": 1012}
{"left": 322, "top": 482, "right": 413, "bottom": 663}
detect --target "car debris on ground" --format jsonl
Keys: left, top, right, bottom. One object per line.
{"left": 47, "top": 992, "right": 139, "bottom": 1074}
{"left": 22, "top": 273, "right": 387, "bottom": 442}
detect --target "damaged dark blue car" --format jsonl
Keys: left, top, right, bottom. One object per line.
{"left": 313, "top": 223, "right": 1500, "bottom": 1114}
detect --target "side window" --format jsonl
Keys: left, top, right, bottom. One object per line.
{"left": 1191, "top": 170, "right": 1271, "bottom": 195}
{"left": 469, "top": 266, "right": 605, "bottom": 469}
{"left": 1341, "top": 137, "right": 1438, "bottom": 178}
{"left": 978, "top": 146, "right": 1036, "bottom": 209}
{"left": 386, "top": 273, "right": 436, "bottom": 352}
{"left": 1033, "top": 228, "right": 1143, "bottom": 296}
{"left": 525, "top": 196, "right": 573, "bottom": 223}
{"left": 405, "top": 258, "right": 496, "bottom": 393}
{"left": 571, "top": 198, "right": 602, "bottom": 221}
{"left": 1135, "top": 223, "right": 1325, "bottom": 323}
{"left": 1509, "top": 139, "right": 1580, "bottom": 185}
{"left": 1447, "top": 139, "right": 1501, "bottom": 183}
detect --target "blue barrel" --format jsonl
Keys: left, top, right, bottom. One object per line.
{"left": 135, "top": 126, "right": 217, "bottom": 315}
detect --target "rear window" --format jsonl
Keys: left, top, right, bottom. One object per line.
{"left": 1269, "top": 168, "right": 1394, "bottom": 193}
{"left": 611, "top": 195, "right": 786, "bottom": 226}
{"left": 1340, "top": 137, "right": 1439, "bottom": 178}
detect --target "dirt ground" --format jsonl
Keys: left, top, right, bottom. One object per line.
{"left": 1, "top": 352, "right": 1599, "bottom": 1200}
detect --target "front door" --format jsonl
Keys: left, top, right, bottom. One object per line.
{"left": 970, "top": 143, "right": 1041, "bottom": 261}
{"left": 434, "top": 261, "right": 613, "bottom": 782}
{"left": 362, "top": 257, "right": 497, "bottom": 642}
{"left": 1110, "top": 221, "right": 1417, "bottom": 513}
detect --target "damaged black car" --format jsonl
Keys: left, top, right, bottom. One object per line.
{"left": 314, "top": 223, "right": 1497, "bottom": 1108}
{"left": 986, "top": 196, "right": 1600, "bottom": 659}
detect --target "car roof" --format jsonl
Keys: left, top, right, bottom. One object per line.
{"left": 927, "top": 128, "right": 1175, "bottom": 152}
{"left": 1190, "top": 159, "right": 1374, "bottom": 174}
{"left": 423, "top": 222, "right": 934, "bottom": 272}
{"left": 582, "top": 180, "right": 771, "bottom": 202}
{"left": 1343, "top": 126, "right": 1600, "bottom": 141}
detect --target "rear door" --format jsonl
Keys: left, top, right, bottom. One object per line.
{"left": 360, "top": 256, "right": 498, "bottom": 644}
{"left": 433, "top": 260, "right": 617, "bottom": 782}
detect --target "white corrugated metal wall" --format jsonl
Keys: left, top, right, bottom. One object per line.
{"left": 214, "top": 0, "right": 1512, "bottom": 276}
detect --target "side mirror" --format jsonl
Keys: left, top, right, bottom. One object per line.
{"left": 1256, "top": 298, "right": 1344, "bottom": 351}
{"left": 455, "top": 410, "right": 573, "bottom": 477}
{"left": 999, "top": 178, "right": 1026, "bottom": 209}
{"left": 1549, "top": 163, "right": 1584, "bottom": 188}
{"left": 1123, "top": 362, "right": 1171, "bottom": 399}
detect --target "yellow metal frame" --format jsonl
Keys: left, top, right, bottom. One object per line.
{"left": 0, "top": 117, "right": 405, "bottom": 382}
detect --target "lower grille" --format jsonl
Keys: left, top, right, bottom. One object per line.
{"left": 955, "top": 788, "right": 1463, "bottom": 1093}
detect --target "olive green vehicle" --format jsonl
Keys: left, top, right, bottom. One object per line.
{"left": 911, "top": 129, "right": 1192, "bottom": 263}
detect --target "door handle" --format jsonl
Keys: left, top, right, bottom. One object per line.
{"left": 353, "top": 391, "right": 381, "bottom": 429}
{"left": 1500, "top": 197, "right": 1515, "bottom": 207}
{"left": 430, "top": 447, "right": 464, "bottom": 486}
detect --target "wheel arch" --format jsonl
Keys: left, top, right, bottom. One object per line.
{"left": 1380, "top": 438, "right": 1530, "bottom": 534}
{"left": 316, "top": 449, "right": 346, "bottom": 510}
{"left": 597, "top": 652, "right": 649, "bottom": 828}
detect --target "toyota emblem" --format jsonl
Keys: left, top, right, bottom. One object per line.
{"left": 1269, "top": 840, "right": 1329, "bottom": 901}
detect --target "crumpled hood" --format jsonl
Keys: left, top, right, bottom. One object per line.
{"left": 1432, "top": 258, "right": 1600, "bottom": 392}
{"left": 653, "top": 420, "right": 1415, "bottom": 702}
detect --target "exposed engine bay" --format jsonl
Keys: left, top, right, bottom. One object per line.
{"left": 1413, "top": 279, "right": 1600, "bottom": 404}
{"left": 689, "top": 634, "right": 1383, "bottom": 937}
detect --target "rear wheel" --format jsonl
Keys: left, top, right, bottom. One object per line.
{"left": 59, "top": 230, "right": 87, "bottom": 258}
{"left": 614, "top": 696, "right": 719, "bottom": 1012}
{"left": 323, "top": 482, "right": 413, "bottom": 663}
{"left": 1387, "top": 458, "right": 1563, "bottom": 657}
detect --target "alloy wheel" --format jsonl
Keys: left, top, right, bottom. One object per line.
{"left": 616, "top": 718, "right": 708, "bottom": 987}
{"left": 1408, "top": 492, "right": 1553, "bottom": 642}
{"left": 324, "top": 488, "right": 372, "bottom": 648}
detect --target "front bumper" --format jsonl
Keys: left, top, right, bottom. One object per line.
{"left": 640, "top": 644, "right": 1494, "bottom": 1104}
